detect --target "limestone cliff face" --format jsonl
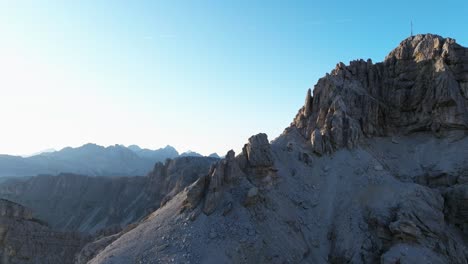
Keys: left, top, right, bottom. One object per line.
{"left": 291, "top": 34, "right": 468, "bottom": 154}
{"left": 0, "top": 199, "right": 90, "bottom": 264}
{"left": 181, "top": 133, "right": 275, "bottom": 216}
{"left": 86, "top": 34, "right": 468, "bottom": 264}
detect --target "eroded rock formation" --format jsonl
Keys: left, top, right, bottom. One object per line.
{"left": 196, "top": 133, "right": 274, "bottom": 215}
{"left": 0, "top": 199, "right": 90, "bottom": 264}
{"left": 85, "top": 34, "right": 468, "bottom": 264}
{"left": 0, "top": 156, "right": 217, "bottom": 233}
{"left": 1, "top": 34, "right": 466, "bottom": 264}
{"left": 292, "top": 34, "right": 468, "bottom": 154}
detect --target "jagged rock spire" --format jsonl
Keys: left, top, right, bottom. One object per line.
{"left": 304, "top": 88, "right": 312, "bottom": 117}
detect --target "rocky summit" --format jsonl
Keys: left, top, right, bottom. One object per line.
{"left": 80, "top": 34, "right": 468, "bottom": 264}
{"left": 293, "top": 33, "right": 468, "bottom": 155}
{"left": 2, "top": 34, "right": 468, "bottom": 264}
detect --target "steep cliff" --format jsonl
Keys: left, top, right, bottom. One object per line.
{"left": 292, "top": 34, "right": 468, "bottom": 154}
{"left": 0, "top": 199, "right": 90, "bottom": 264}
{"left": 0, "top": 157, "right": 218, "bottom": 233}
{"left": 87, "top": 34, "right": 468, "bottom": 264}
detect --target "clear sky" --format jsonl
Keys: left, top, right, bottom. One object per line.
{"left": 0, "top": 1, "right": 467, "bottom": 156}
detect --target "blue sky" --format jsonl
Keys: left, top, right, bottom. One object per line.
{"left": 0, "top": 1, "right": 467, "bottom": 156}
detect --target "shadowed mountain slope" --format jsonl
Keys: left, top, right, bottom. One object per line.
{"left": 0, "top": 156, "right": 218, "bottom": 233}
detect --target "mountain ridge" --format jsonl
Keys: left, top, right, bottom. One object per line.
{"left": 1, "top": 33, "right": 466, "bottom": 264}
{"left": 0, "top": 156, "right": 219, "bottom": 233}
{"left": 0, "top": 143, "right": 217, "bottom": 177}
{"left": 291, "top": 33, "right": 468, "bottom": 154}
{"left": 86, "top": 34, "right": 468, "bottom": 264}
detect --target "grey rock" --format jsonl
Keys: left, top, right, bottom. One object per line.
{"left": 243, "top": 133, "right": 274, "bottom": 167}
{"left": 8, "top": 34, "right": 467, "bottom": 264}
{"left": 75, "top": 234, "right": 121, "bottom": 264}
{"left": 202, "top": 150, "right": 248, "bottom": 215}
{"left": 291, "top": 34, "right": 468, "bottom": 154}
{"left": 183, "top": 175, "right": 208, "bottom": 210}
{"left": 311, "top": 128, "right": 324, "bottom": 155}
{"left": 304, "top": 88, "right": 313, "bottom": 117}
{"left": 0, "top": 156, "right": 217, "bottom": 232}
{"left": 0, "top": 198, "right": 32, "bottom": 220}
{"left": 389, "top": 219, "right": 422, "bottom": 240}
{"left": 0, "top": 200, "right": 90, "bottom": 264}
{"left": 203, "top": 163, "right": 226, "bottom": 215}
{"left": 222, "top": 202, "right": 233, "bottom": 216}
{"left": 445, "top": 184, "right": 468, "bottom": 234}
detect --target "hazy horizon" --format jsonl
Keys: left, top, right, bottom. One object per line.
{"left": 1, "top": 1, "right": 467, "bottom": 157}
{"left": 13, "top": 143, "right": 213, "bottom": 158}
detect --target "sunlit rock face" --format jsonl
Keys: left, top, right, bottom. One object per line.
{"left": 84, "top": 34, "right": 468, "bottom": 264}
{"left": 291, "top": 34, "right": 468, "bottom": 154}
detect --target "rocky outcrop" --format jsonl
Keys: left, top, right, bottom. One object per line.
{"left": 0, "top": 200, "right": 90, "bottom": 264}
{"left": 0, "top": 156, "right": 218, "bottom": 233}
{"left": 179, "top": 134, "right": 275, "bottom": 216}
{"left": 445, "top": 184, "right": 468, "bottom": 234}
{"left": 85, "top": 34, "right": 468, "bottom": 264}
{"left": 0, "top": 198, "right": 32, "bottom": 220}
{"left": 75, "top": 233, "right": 121, "bottom": 264}
{"left": 87, "top": 133, "right": 468, "bottom": 264}
{"left": 202, "top": 151, "right": 247, "bottom": 215}
{"left": 291, "top": 34, "right": 468, "bottom": 153}
{"left": 242, "top": 133, "right": 274, "bottom": 168}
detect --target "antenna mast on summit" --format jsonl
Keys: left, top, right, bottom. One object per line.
{"left": 411, "top": 21, "right": 413, "bottom": 37}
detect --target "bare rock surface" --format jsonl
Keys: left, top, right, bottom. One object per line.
{"left": 0, "top": 198, "right": 33, "bottom": 220}
{"left": 0, "top": 34, "right": 466, "bottom": 264}
{"left": 0, "top": 199, "right": 90, "bottom": 264}
{"left": 0, "top": 156, "right": 217, "bottom": 233}
{"left": 86, "top": 34, "right": 468, "bottom": 264}
{"left": 243, "top": 133, "right": 274, "bottom": 168}
{"left": 291, "top": 34, "right": 468, "bottom": 153}
{"left": 87, "top": 133, "right": 468, "bottom": 264}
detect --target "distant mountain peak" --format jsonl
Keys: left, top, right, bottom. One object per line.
{"left": 208, "top": 153, "right": 220, "bottom": 159}
{"left": 127, "top": 145, "right": 142, "bottom": 151}
{"left": 22, "top": 148, "right": 56, "bottom": 158}
{"left": 180, "top": 151, "right": 203, "bottom": 157}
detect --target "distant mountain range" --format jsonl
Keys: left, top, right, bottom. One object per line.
{"left": 0, "top": 144, "right": 218, "bottom": 177}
